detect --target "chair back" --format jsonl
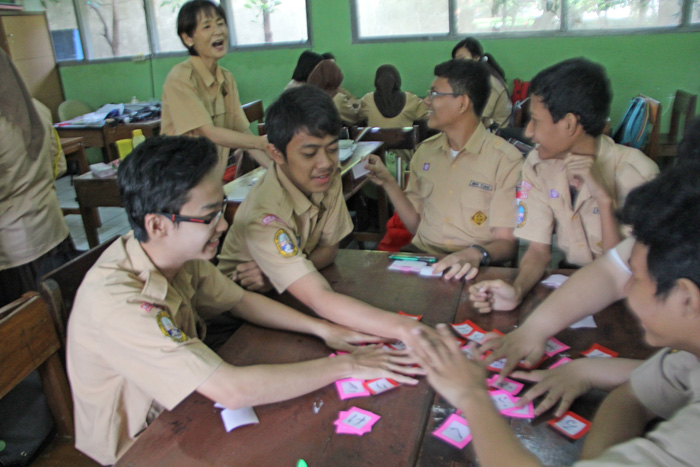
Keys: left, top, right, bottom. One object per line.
{"left": 0, "top": 292, "right": 74, "bottom": 436}
{"left": 39, "top": 236, "right": 119, "bottom": 345}
{"left": 58, "top": 100, "right": 93, "bottom": 122}
{"left": 638, "top": 94, "right": 662, "bottom": 162}
{"left": 668, "top": 90, "right": 697, "bottom": 144}
{"left": 242, "top": 99, "right": 266, "bottom": 136}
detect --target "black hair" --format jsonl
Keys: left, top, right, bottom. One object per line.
{"left": 619, "top": 161, "right": 700, "bottom": 297}
{"left": 529, "top": 58, "right": 611, "bottom": 137}
{"left": 265, "top": 86, "right": 342, "bottom": 157}
{"left": 321, "top": 52, "right": 335, "bottom": 60}
{"left": 678, "top": 116, "right": 700, "bottom": 164}
{"left": 177, "top": 0, "right": 227, "bottom": 56}
{"left": 451, "top": 37, "right": 506, "bottom": 82}
{"left": 433, "top": 59, "right": 491, "bottom": 118}
{"left": 117, "top": 135, "right": 219, "bottom": 242}
{"left": 291, "top": 51, "right": 323, "bottom": 82}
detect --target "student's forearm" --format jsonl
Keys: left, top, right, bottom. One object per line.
{"left": 308, "top": 244, "right": 339, "bottom": 271}
{"left": 232, "top": 292, "right": 329, "bottom": 338}
{"left": 247, "top": 148, "right": 272, "bottom": 168}
{"left": 511, "top": 247, "right": 550, "bottom": 305}
{"left": 580, "top": 382, "right": 655, "bottom": 460}
{"left": 597, "top": 198, "right": 622, "bottom": 251}
{"left": 480, "top": 237, "right": 517, "bottom": 264}
{"left": 198, "top": 124, "right": 267, "bottom": 151}
{"left": 384, "top": 180, "right": 420, "bottom": 233}
{"left": 459, "top": 389, "right": 542, "bottom": 467}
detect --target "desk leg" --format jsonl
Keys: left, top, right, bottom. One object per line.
{"left": 79, "top": 205, "right": 101, "bottom": 248}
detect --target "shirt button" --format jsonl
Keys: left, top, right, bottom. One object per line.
{"left": 449, "top": 190, "right": 454, "bottom": 195}
{"left": 572, "top": 215, "right": 578, "bottom": 220}
{"left": 445, "top": 217, "right": 451, "bottom": 223}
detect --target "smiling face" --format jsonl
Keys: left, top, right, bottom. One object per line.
{"left": 271, "top": 130, "right": 339, "bottom": 196}
{"left": 425, "top": 77, "right": 464, "bottom": 131}
{"left": 525, "top": 94, "right": 574, "bottom": 160}
{"left": 181, "top": 9, "right": 228, "bottom": 69}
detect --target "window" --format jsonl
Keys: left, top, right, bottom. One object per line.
{"left": 44, "top": 0, "right": 311, "bottom": 61}
{"left": 352, "top": 0, "right": 697, "bottom": 41}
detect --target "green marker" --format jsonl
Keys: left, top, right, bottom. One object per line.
{"left": 297, "top": 460, "right": 308, "bottom": 467}
{"left": 389, "top": 254, "right": 437, "bottom": 263}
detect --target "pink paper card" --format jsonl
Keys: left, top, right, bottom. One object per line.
{"left": 502, "top": 401, "right": 535, "bottom": 419}
{"left": 486, "top": 375, "right": 524, "bottom": 395}
{"left": 581, "top": 343, "right": 619, "bottom": 358}
{"left": 432, "top": 414, "right": 472, "bottom": 449}
{"left": 335, "top": 378, "right": 370, "bottom": 400}
{"left": 548, "top": 411, "right": 591, "bottom": 439}
{"left": 334, "top": 407, "right": 380, "bottom": 435}
{"left": 451, "top": 319, "right": 478, "bottom": 337}
{"left": 484, "top": 353, "right": 507, "bottom": 372}
{"left": 544, "top": 337, "right": 570, "bottom": 357}
{"left": 548, "top": 357, "right": 572, "bottom": 369}
{"left": 398, "top": 311, "right": 423, "bottom": 321}
{"left": 363, "top": 378, "right": 400, "bottom": 395}
{"left": 489, "top": 389, "right": 518, "bottom": 413}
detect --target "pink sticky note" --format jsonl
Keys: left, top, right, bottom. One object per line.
{"left": 363, "top": 378, "right": 400, "bottom": 395}
{"left": 548, "top": 357, "right": 572, "bottom": 369}
{"left": 489, "top": 389, "right": 518, "bottom": 413}
{"left": 334, "top": 407, "right": 380, "bottom": 435}
{"left": 335, "top": 378, "right": 370, "bottom": 400}
{"left": 544, "top": 337, "right": 570, "bottom": 357}
{"left": 502, "top": 401, "right": 535, "bottom": 419}
{"left": 433, "top": 414, "right": 472, "bottom": 449}
{"left": 486, "top": 375, "right": 524, "bottom": 395}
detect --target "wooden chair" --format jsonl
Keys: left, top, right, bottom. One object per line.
{"left": 39, "top": 236, "right": 119, "bottom": 346}
{"left": 658, "top": 90, "right": 697, "bottom": 162}
{"left": 242, "top": 99, "right": 266, "bottom": 136}
{"left": 637, "top": 94, "right": 662, "bottom": 162}
{"left": 0, "top": 292, "right": 98, "bottom": 466}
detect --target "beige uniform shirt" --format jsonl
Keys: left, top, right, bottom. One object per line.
{"left": 359, "top": 92, "right": 428, "bottom": 128}
{"left": 574, "top": 349, "right": 700, "bottom": 466}
{"left": 218, "top": 164, "right": 353, "bottom": 293}
{"left": 67, "top": 233, "right": 244, "bottom": 465}
{"left": 161, "top": 56, "right": 251, "bottom": 173}
{"left": 515, "top": 135, "right": 658, "bottom": 266}
{"left": 482, "top": 75, "right": 512, "bottom": 129}
{"left": 333, "top": 91, "right": 361, "bottom": 125}
{"left": 0, "top": 101, "right": 69, "bottom": 270}
{"left": 405, "top": 124, "right": 523, "bottom": 255}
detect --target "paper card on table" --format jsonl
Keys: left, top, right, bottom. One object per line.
{"left": 398, "top": 311, "right": 423, "bottom": 321}
{"left": 486, "top": 356, "right": 507, "bottom": 372}
{"left": 387, "top": 340, "right": 407, "bottom": 351}
{"left": 215, "top": 405, "right": 259, "bottom": 433}
{"left": 335, "top": 378, "right": 371, "bottom": 400}
{"left": 432, "top": 414, "right": 472, "bottom": 449}
{"left": 388, "top": 260, "right": 426, "bottom": 273}
{"left": 489, "top": 389, "right": 518, "bottom": 413}
{"left": 581, "top": 343, "right": 619, "bottom": 358}
{"left": 351, "top": 161, "right": 370, "bottom": 179}
{"left": 466, "top": 330, "right": 486, "bottom": 343}
{"left": 545, "top": 337, "right": 570, "bottom": 357}
{"left": 451, "top": 319, "right": 478, "bottom": 337}
{"left": 419, "top": 266, "right": 443, "bottom": 277}
{"left": 334, "top": 407, "right": 380, "bottom": 435}
{"left": 502, "top": 401, "right": 535, "bottom": 419}
{"left": 486, "top": 375, "right": 524, "bottom": 395}
{"left": 363, "top": 378, "right": 400, "bottom": 395}
{"left": 461, "top": 344, "right": 476, "bottom": 358}
{"left": 570, "top": 315, "right": 597, "bottom": 329}
{"left": 548, "top": 357, "right": 572, "bottom": 369}
{"left": 548, "top": 411, "right": 591, "bottom": 439}
{"left": 541, "top": 274, "right": 569, "bottom": 288}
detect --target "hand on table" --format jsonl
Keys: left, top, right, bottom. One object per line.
{"left": 318, "top": 322, "right": 388, "bottom": 353}
{"left": 433, "top": 251, "right": 479, "bottom": 281}
{"left": 468, "top": 280, "right": 521, "bottom": 313}
{"left": 364, "top": 154, "right": 394, "bottom": 186}
{"left": 346, "top": 345, "right": 424, "bottom": 385}
{"left": 479, "top": 325, "right": 548, "bottom": 380}
{"left": 232, "top": 261, "right": 273, "bottom": 293}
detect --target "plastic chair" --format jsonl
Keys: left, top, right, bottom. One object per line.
{"left": 58, "top": 100, "right": 92, "bottom": 122}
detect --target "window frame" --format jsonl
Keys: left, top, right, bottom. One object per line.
{"left": 349, "top": 0, "right": 700, "bottom": 45}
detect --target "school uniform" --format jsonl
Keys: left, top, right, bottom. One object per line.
{"left": 217, "top": 164, "right": 353, "bottom": 293}
{"left": 333, "top": 91, "right": 361, "bottom": 125}
{"left": 161, "top": 56, "right": 251, "bottom": 174}
{"left": 359, "top": 92, "right": 428, "bottom": 128}
{"left": 482, "top": 74, "right": 512, "bottom": 129}
{"left": 405, "top": 124, "right": 523, "bottom": 255}
{"left": 574, "top": 348, "right": 700, "bottom": 466}
{"left": 515, "top": 135, "right": 658, "bottom": 266}
{"left": 67, "top": 233, "right": 243, "bottom": 465}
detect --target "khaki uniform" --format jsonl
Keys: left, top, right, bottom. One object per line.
{"left": 574, "top": 348, "right": 700, "bottom": 466}
{"left": 161, "top": 56, "right": 251, "bottom": 173}
{"left": 482, "top": 75, "right": 512, "bottom": 129}
{"left": 333, "top": 91, "right": 361, "bottom": 125}
{"left": 67, "top": 233, "right": 243, "bottom": 465}
{"left": 359, "top": 92, "right": 428, "bottom": 128}
{"left": 515, "top": 135, "right": 658, "bottom": 266}
{"left": 218, "top": 164, "right": 353, "bottom": 293}
{"left": 0, "top": 101, "right": 68, "bottom": 270}
{"left": 405, "top": 124, "right": 523, "bottom": 255}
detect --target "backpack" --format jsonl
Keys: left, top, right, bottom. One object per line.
{"left": 613, "top": 96, "right": 651, "bottom": 150}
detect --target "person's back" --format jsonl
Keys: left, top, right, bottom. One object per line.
{"left": 359, "top": 64, "right": 428, "bottom": 129}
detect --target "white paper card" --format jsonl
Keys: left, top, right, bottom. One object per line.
{"left": 569, "top": 315, "right": 597, "bottom": 329}
{"left": 217, "top": 405, "right": 259, "bottom": 432}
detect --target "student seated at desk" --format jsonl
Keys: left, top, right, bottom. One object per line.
{"left": 307, "top": 59, "right": 361, "bottom": 126}
{"left": 470, "top": 58, "right": 658, "bottom": 313}
{"left": 285, "top": 50, "right": 323, "bottom": 90}
{"left": 364, "top": 59, "right": 522, "bottom": 281}
{"left": 412, "top": 163, "right": 700, "bottom": 466}
{"left": 161, "top": 0, "right": 270, "bottom": 176}
{"left": 217, "top": 85, "right": 440, "bottom": 346}
{"left": 66, "top": 135, "right": 422, "bottom": 465}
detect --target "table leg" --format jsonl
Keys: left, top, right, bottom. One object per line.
{"left": 79, "top": 205, "right": 101, "bottom": 248}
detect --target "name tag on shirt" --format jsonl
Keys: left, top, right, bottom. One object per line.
{"left": 469, "top": 180, "right": 493, "bottom": 191}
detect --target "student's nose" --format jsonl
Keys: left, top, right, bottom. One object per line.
{"left": 524, "top": 120, "right": 535, "bottom": 140}
{"left": 319, "top": 148, "right": 335, "bottom": 169}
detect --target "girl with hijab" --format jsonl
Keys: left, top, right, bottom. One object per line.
{"left": 307, "top": 59, "right": 361, "bottom": 125}
{"left": 285, "top": 50, "right": 323, "bottom": 90}
{"left": 359, "top": 64, "right": 428, "bottom": 129}
{"left": 452, "top": 37, "right": 512, "bottom": 129}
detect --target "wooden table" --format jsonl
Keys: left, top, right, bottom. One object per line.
{"left": 116, "top": 254, "right": 654, "bottom": 466}
{"left": 56, "top": 119, "right": 160, "bottom": 163}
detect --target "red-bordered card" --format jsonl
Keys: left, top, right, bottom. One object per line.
{"left": 451, "top": 319, "right": 479, "bottom": 337}
{"left": 398, "top": 311, "right": 423, "bottom": 321}
{"left": 581, "top": 343, "right": 619, "bottom": 358}
{"left": 363, "top": 378, "right": 400, "bottom": 395}
{"left": 548, "top": 411, "right": 591, "bottom": 439}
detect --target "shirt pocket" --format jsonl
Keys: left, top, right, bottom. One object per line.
{"left": 460, "top": 187, "right": 493, "bottom": 233}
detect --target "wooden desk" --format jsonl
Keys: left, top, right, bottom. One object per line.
{"left": 73, "top": 172, "right": 122, "bottom": 248}
{"left": 60, "top": 137, "right": 89, "bottom": 175}
{"left": 56, "top": 119, "right": 160, "bottom": 163}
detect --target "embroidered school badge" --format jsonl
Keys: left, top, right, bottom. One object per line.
{"left": 517, "top": 203, "right": 527, "bottom": 228}
{"left": 423, "top": 163, "right": 430, "bottom": 171}
{"left": 156, "top": 310, "right": 188, "bottom": 343}
{"left": 550, "top": 189, "right": 559, "bottom": 199}
{"left": 472, "top": 211, "right": 487, "bottom": 226}
{"left": 274, "top": 229, "right": 298, "bottom": 257}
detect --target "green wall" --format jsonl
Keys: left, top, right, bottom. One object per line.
{"left": 59, "top": 0, "right": 700, "bottom": 131}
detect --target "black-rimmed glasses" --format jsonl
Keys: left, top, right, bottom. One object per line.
{"left": 155, "top": 196, "right": 228, "bottom": 226}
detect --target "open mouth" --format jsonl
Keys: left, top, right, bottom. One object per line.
{"left": 212, "top": 39, "right": 225, "bottom": 48}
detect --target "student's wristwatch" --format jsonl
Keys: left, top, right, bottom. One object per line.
{"left": 468, "top": 244, "right": 491, "bottom": 266}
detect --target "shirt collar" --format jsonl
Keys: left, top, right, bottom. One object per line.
{"left": 274, "top": 163, "right": 330, "bottom": 215}
{"left": 189, "top": 55, "right": 224, "bottom": 88}
{"left": 439, "top": 123, "right": 488, "bottom": 158}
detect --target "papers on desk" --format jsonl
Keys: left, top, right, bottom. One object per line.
{"left": 388, "top": 260, "right": 442, "bottom": 277}
{"left": 214, "top": 403, "right": 259, "bottom": 432}
{"left": 541, "top": 274, "right": 569, "bottom": 288}
{"left": 569, "top": 315, "right": 597, "bottom": 329}
{"left": 224, "top": 169, "right": 265, "bottom": 202}
{"left": 56, "top": 104, "right": 125, "bottom": 127}
{"left": 339, "top": 145, "right": 356, "bottom": 162}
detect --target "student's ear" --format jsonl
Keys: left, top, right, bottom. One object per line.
{"left": 180, "top": 33, "right": 194, "bottom": 49}
{"left": 143, "top": 213, "right": 170, "bottom": 240}
{"left": 266, "top": 143, "right": 286, "bottom": 165}
{"left": 459, "top": 94, "right": 472, "bottom": 115}
{"left": 676, "top": 278, "right": 700, "bottom": 317}
{"left": 563, "top": 113, "right": 579, "bottom": 136}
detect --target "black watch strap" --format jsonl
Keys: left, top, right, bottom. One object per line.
{"left": 469, "top": 244, "right": 491, "bottom": 266}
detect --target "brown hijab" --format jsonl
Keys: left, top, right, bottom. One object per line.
{"left": 0, "top": 48, "right": 45, "bottom": 160}
{"left": 307, "top": 60, "right": 344, "bottom": 97}
{"left": 373, "top": 64, "right": 406, "bottom": 119}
